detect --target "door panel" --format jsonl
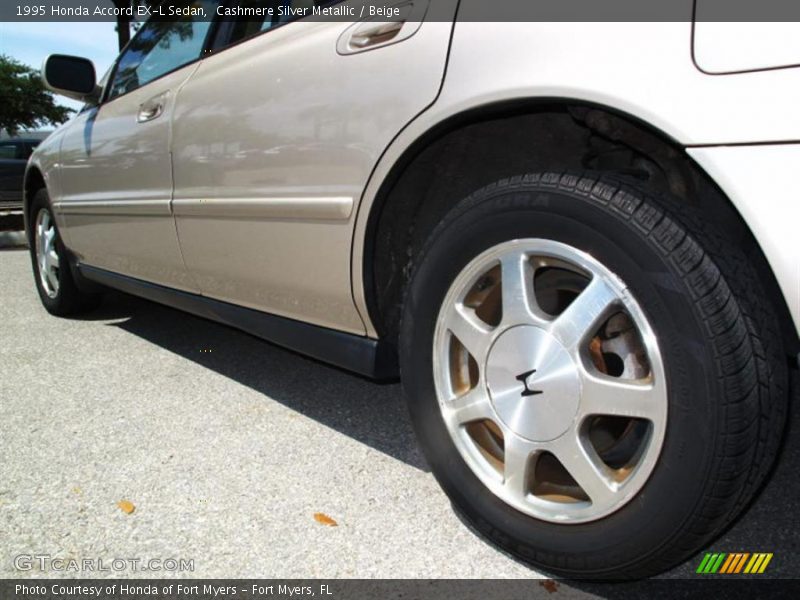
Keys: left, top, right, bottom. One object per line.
{"left": 172, "top": 1, "right": 458, "bottom": 334}
{"left": 57, "top": 66, "right": 200, "bottom": 291}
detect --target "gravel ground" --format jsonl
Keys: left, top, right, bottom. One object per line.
{"left": 0, "top": 248, "right": 797, "bottom": 585}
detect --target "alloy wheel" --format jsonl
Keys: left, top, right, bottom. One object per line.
{"left": 35, "top": 208, "right": 60, "bottom": 299}
{"left": 432, "top": 239, "right": 667, "bottom": 523}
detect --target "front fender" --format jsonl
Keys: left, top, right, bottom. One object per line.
{"left": 23, "top": 127, "right": 68, "bottom": 246}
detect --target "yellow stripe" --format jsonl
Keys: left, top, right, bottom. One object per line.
{"left": 749, "top": 554, "right": 767, "bottom": 574}
{"left": 734, "top": 553, "right": 750, "bottom": 573}
{"left": 758, "top": 553, "right": 773, "bottom": 574}
{"left": 719, "top": 554, "right": 736, "bottom": 574}
{"left": 744, "top": 554, "right": 760, "bottom": 574}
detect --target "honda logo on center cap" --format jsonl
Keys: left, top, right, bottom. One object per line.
{"left": 516, "top": 369, "right": 543, "bottom": 397}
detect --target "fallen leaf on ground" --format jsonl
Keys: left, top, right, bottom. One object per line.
{"left": 313, "top": 512, "right": 338, "bottom": 527}
{"left": 117, "top": 500, "right": 136, "bottom": 515}
{"left": 539, "top": 580, "right": 559, "bottom": 593}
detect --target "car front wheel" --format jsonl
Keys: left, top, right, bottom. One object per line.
{"left": 29, "top": 188, "right": 100, "bottom": 316}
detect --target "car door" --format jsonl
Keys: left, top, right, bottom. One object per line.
{"left": 171, "top": 0, "right": 458, "bottom": 334}
{"left": 55, "top": 1, "right": 219, "bottom": 291}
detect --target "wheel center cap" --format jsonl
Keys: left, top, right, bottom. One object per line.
{"left": 486, "top": 326, "right": 581, "bottom": 442}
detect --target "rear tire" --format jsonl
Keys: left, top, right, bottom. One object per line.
{"left": 28, "top": 188, "right": 100, "bottom": 316}
{"left": 399, "top": 172, "right": 788, "bottom": 579}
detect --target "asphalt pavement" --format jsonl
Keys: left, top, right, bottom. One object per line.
{"left": 1, "top": 247, "right": 797, "bottom": 585}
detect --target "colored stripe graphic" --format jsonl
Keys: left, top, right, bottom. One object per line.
{"left": 734, "top": 553, "right": 750, "bottom": 573}
{"left": 697, "top": 552, "right": 771, "bottom": 574}
{"left": 726, "top": 553, "right": 742, "bottom": 574}
{"left": 744, "top": 553, "right": 774, "bottom": 574}
{"left": 758, "top": 554, "right": 774, "bottom": 573}
{"left": 719, "top": 554, "right": 736, "bottom": 574}
{"left": 697, "top": 553, "right": 727, "bottom": 573}
{"left": 696, "top": 553, "right": 712, "bottom": 574}
{"left": 746, "top": 554, "right": 758, "bottom": 573}
{"left": 710, "top": 553, "right": 726, "bottom": 573}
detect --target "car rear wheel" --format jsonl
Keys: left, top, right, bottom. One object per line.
{"left": 431, "top": 237, "right": 667, "bottom": 524}
{"left": 399, "top": 172, "right": 787, "bottom": 579}
{"left": 29, "top": 188, "right": 100, "bottom": 316}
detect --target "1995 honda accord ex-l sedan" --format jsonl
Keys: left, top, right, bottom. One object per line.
{"left": 24, "top": 0, "right": 799, "bottom": 579}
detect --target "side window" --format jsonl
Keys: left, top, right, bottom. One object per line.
{"left": 0, "top": 142, "right": 21, "bottom": 160}
{"left": 108, "top": 0, "right": 219, "bottom": 100}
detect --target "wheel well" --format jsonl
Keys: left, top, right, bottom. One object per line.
{"left": 365, "top": 100, "right": 798, "bottom": 356}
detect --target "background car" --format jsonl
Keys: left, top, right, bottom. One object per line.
{"left": 0, "top": 138, "right": 41, "bottom": 210}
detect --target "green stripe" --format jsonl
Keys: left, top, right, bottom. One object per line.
{"left": 703, "top": 553, "right": 719, "bottom": 573}
{"left": 710, "top": 553, "right": 727, "bottom": 574}
{"left": 702, "top": 553, "right": 719, "bottom": 573}
{"left": 697, "top": 553, "right": 713, "bottom": 574}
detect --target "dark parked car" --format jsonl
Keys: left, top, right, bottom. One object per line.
{"left": 0, "top": 138, "right": 41, "bottom": 210}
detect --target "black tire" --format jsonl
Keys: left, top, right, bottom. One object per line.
{"left": 28, "top": 188, "right": 100, "bottom": 316}
{"left": 399, "top": 172, "right": 788, "bottom": 579}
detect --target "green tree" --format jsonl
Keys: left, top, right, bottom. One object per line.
{"left": 0, "top": 55, "right": 73, "bottom": 136}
